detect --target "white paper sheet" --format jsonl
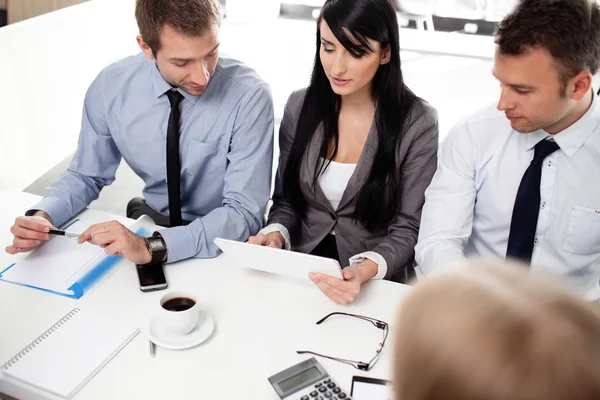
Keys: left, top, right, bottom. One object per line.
{"left": 0, "top": 216, "right": 156, "bottom": 298}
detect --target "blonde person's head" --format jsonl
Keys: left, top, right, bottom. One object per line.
{"left": 394, "top": 260, "right": 600, "bottom": 400}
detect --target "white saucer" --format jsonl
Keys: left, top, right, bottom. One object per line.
{"left": 149, "top": 310, "right": 215, "bottom": 350}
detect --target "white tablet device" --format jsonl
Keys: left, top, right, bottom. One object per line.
{"left": 213, "top": 238, "right": 343, "bottom": 280}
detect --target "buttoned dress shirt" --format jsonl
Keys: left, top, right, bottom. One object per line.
{"left": 415, "top": 93, "right": 600, "bottom": 300}
{"left": 28, "top": 53, "right": 274, "bottom": 263}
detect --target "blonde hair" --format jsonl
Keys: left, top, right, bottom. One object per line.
{"left": 394, "top": 260, "right": 600, "bottom": 400}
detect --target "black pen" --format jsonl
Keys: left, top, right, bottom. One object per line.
{"left": 48, "top": 229, "right": 81, "bottom": 239}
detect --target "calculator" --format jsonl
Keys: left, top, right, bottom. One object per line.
{"left": 268, "top": 358, "right": 352, "bottom": 400}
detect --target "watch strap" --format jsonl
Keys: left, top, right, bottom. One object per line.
{"left": 145, "top": 233, "right": 167, "bottom": 264}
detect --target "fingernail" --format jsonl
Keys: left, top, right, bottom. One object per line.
{"left": 35, "top": 240, "right": 41, "bottom": 245}
{"left": 43, "top": 227, "right": 50, "bottom": 232}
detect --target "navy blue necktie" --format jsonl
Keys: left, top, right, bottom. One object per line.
{"left": 506, "top": 139, "right": 560, "bottom": 263}
{"left": 166, "top": 90, "right": 184, "bottom": 227}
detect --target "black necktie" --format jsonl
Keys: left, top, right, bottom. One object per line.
{"left": 506, "top": 139, "right": 560, "bottom": 263}
{"left": 166, "top": 90, "right": 184, "bottom": 227}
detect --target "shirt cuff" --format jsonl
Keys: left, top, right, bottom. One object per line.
{"left": 260, "top": 223, "right": 291, "bottom": 250}
{"left": 349, "top": 251, "right": 388, "bottom": 280}
{"left": 26, "top": 197, "right": 73, "bottom": 228}
{"left": 157, "top": 225, "right": 197, "bottom": 263}
{"left": 415, "top": 249, "right": 468, "bottom": 277}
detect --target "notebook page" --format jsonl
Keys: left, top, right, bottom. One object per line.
{"left": 3, "top": 310, "right": 139, "bottom": 399}
{"left": 0, "top": 220, "right": 104, "bottom": 291}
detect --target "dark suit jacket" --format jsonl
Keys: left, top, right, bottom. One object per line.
{"left": 267, "top": 89, "right": 439, "bottom": 281}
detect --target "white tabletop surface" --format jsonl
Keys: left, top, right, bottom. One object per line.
{"left": 0, "top": 189, "right": 411, "bottom": 399}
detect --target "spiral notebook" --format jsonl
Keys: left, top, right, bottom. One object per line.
{"left": 1, "top": 308, "right": 140, "bottom": 399}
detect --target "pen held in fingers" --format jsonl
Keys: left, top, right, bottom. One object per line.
{"left": 48, "top": 229, "right": 81, "bottom": 239}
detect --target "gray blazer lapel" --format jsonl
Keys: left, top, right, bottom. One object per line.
{"left": 337, "top": 122, "right": 378, "bottom": 210}
{"left": 302, "top": 123, "right": 335, "bottom": 212}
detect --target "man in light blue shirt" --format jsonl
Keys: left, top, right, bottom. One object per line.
{"left": 6, "top": 0, "right": 274, "bottom": 265}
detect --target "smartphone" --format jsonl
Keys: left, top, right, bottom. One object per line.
{"left": 136, "top": 262, "right": 168, "bottom": 292}
{"left": 351, "top": 376, "right": 393, "bottom": 400}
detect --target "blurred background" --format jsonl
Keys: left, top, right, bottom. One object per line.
{"left": 1, "top": 0, "right": 518, "bottom": 28}
{"left": 1, "top": 0, "right": 594, "bottom": 216}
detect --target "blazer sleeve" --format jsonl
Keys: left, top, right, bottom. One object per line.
{"left": 266, "top": 90, "right": 304, "bottom": 237}
{"left": 373, "top": 102, "right": 439, "bottom": 279}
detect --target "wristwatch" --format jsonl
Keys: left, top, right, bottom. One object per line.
{"left": 145, "top": 233, "right": 167, "bottom": 264}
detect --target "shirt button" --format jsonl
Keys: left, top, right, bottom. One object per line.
{"left": 534, "top": 238, "right": 538, "bottom": 244}
{"left": 541, "top": 202, "right": 546, "bottom": 209}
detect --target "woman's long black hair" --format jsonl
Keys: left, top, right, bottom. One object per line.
{"left": 282, "top": 0, "right": 417, "bottom": 231}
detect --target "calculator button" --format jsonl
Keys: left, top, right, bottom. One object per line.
{"left": 319, "top": 387, "right": 327, "bottom": 393}
{"left": 338, "top": 394, "right": 347, "bottom": 399}
{"left": 333, "top": 388, "right": 341, "bottom": 394}
{"left": 315, "top": 383, "right": 323, "bottom": 388}
{"left": 310, "top": 391, "right": 318, "bottom": 397}
{"left": 317, "top": 397, "right": 324, "bottom": 400}
{"left": 301, "top": 396, "right": 309, "bottom": 400}
{"left": 327, "top": 383, "right": 336, "bottom": 389}
{"left": 324, "top": 379, "right": 331, "bottom": 384}
{"left": 324, "top": 392, "right": 333, "bottom": 398}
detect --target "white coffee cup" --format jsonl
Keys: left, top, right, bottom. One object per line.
{"left": 160, "top": 291, "right": 199, "bottom": 336}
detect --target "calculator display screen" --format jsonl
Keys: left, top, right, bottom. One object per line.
{"left": 278, "top": 366, "right": 321, "bottom": 392}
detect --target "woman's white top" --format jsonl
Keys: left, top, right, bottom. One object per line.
{"left": 317, "top": 159, "right": 357, "bottom": 212}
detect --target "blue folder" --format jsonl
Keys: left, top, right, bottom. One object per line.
{"left": 0, "top": 219, "right": 148, "bottom": 299}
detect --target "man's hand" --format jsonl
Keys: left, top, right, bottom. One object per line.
{"left": 247, "top": 232, "right": 285, "bottom": 249}
{"left": 6, "top": 213, "right": 55, "bottom": 254}
{"left": 78, "top": 221, "right": 151, "bottom": 264}
{"left": 309, "top": 259, "right": 378, "bottom": 304}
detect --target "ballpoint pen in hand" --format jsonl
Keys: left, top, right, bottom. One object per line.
{"left": 48, "top": 229, "right": 81, "bottom": 239}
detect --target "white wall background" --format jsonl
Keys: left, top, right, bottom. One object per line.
{"left": 0, "top": 0, "right": 139, "bottom": 191}
{"left": 0, "top": 0, "right": 505, "bottom": 196}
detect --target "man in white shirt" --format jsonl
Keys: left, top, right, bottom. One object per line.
{"left": 415, "top": 0, "right": 600, "bottom": 300}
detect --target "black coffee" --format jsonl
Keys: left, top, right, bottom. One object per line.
{"left": 162, "top": 297, "right": 196, "bottom": 312}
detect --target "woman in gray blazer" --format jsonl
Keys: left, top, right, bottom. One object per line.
{"left": 249, "top": 0, "right": 439, "bottom": 304}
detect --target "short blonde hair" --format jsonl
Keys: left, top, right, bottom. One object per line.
{"left": 394, "top": 260, "right": 600, "bottom": 400}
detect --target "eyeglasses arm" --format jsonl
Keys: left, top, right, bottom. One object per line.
{"left": 316, "top": 312, "right": 387, "bottom": 330}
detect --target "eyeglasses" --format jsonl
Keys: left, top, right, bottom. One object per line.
{"left": 296, "top": 312, "right": 389, "bottom": 371}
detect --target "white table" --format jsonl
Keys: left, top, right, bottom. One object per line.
{"left": 0, "top": 190, "right": 410, "bottom": 399}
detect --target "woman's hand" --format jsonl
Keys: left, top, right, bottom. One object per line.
{"left": 309, "top": 259, "right": 378, "bottom": 304}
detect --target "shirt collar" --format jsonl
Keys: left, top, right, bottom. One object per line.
{"left": 525, "top": 90, "right": 600, "bottom": 158}
{"left": 151, "top": 62, "right": 200, "bottom": 105}
{"left": 524, "top": 129, "right": 549, "bottom": 151}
